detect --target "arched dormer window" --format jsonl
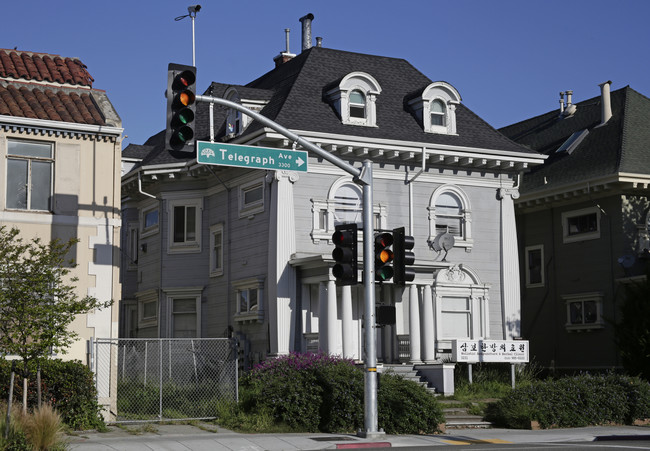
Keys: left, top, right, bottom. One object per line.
{"left": 225, "top": 88, "right": 243, "bottom": 136}
{"left": 428, "top": 184, "right": 473, "bottom": 250}
{"left": 325, "top": 72, "right": 381, "bottom": 127}
{"left": 408, "top": 81, "right": 461, "bottom": 135}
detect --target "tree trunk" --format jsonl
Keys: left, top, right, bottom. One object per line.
{"left": 4, "top": 368, "right": 15, "bottom": 439}
{"left": 22, "top": 377, "right": 27, "bottom": 415}
{"left": 37, "top": 365, "right": 42, "bottom": 409}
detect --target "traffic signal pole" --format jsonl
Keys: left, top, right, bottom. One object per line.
{"left": 195, "top": 94, "right": 382, "bottom": 437}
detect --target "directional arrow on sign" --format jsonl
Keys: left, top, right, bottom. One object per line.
{"left": 196, "top": 141, "right": 308, "bottom": 173}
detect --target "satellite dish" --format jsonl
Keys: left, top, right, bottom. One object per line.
{"left": 440, "top": 233, "right": 455, "bottom": 251}
{"left": 618, "top": 255, "right": 636, "bottom": 269}
{"left": 431, "top": 233, "right": 443, "bottom": 252}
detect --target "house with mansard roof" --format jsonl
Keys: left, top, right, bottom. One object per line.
{"left": 120, "top": 16, "right": 545, "bottom": 389}
{"left": 500, "top": 82, "right": 650, "bottom": 372}
{"left": 0, "top": 48, "right": 123, "bottom": 412}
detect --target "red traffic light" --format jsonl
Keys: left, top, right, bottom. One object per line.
{"left": 166, "top": 63, "right": 197, "bottom": 153}
{"left": 332, "top": 224, "right": 358, "bottom": 286}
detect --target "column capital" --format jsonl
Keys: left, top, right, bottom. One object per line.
{"left": 266, "top": 171, "right": 300, "bottom": 183}
{"left": 497, "top": 187, "right": 519, "bottom": 200}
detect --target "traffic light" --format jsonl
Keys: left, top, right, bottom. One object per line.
{"left": 332, "top": 223, "right": 358, "bottom": 286}
{"left": 393, "top": 227, "right": 415, "bottom": 285}
{"left": 166, "top": 63, "right": 197, "bottom": 153}
{"left": 375, "top": 232, "right": 394, "bottom": 282}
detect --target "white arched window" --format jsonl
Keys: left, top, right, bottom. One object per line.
{"left": 428, "top": 185, "right": 473, "bottom": 250}
{"left": 310, "top": 178, "right": 387, "bottom": 242}
{"left": 325, "top": 72, "right": 381, "bottom": 127}
{"left": 333, "top": 183, "right": 362, "bottom": 225}
{"left": 430, "top": 99, "right": 446, "bottom": 127}
{"left": 349, "top": 90, "right": 367, "bottom": 119}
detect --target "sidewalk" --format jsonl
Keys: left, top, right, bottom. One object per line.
{"left": 66, "top": 423, "right": 650, "bottom": 450}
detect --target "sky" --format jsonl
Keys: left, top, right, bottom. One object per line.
{"left": 3, "top": 0, "right": 650, "bottom": 149}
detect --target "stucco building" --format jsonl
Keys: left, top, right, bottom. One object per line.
{"left": 0, "top": 49, "right": 123, "bottom": 362}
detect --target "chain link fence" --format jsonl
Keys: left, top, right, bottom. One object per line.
{"left": 92, "top": 338, "right": 238, "bottom": 423}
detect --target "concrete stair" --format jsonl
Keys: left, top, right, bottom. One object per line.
{"left": 381, "top": 364, "right": 436, "bottom": 394}
{"left": 440, "top": 400, "right": 493, "bottom": 429}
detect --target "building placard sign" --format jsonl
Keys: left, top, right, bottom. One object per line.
{"left": 451, "top": 339, "right": 529, "bottom": 363}
{"left": 196, "top": 141, "right": 308, "bottom": 172}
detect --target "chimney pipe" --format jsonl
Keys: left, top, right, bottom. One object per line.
{"left": 273, "top": 28, "right": 296, "bottom": 67}
{"left": 316, "top": 36, "right": 323, "bottom": 48}
{"left": 284, "top": 28, "right": 291, "bottom": 54}
{"left": 599, "top": 80, "right": 612, "bottom": 125}
{"left": 559, "top": 91, "right": 565, "bottom": 114}
{"left": 566, "top": 90, "right": 573, "bottom": 107}
{"left": 299, "top": 13, "right": 314, "bottom": 51}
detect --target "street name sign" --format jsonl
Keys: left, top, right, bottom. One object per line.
{"left": 196, "top": 141, "right": 308, "bottom": 172}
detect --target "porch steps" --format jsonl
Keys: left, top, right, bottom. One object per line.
{"left": 380, "top": 364, "right": 436, "bottom": 394}
{"left": 439, "top": 400, "right": 493, "bottom": 429}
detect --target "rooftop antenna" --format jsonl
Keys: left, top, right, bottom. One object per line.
{"left": 175, "top": 5, "right": 201, "bottom": 66}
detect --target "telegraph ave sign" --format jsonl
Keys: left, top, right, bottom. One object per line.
{"left": 197, "top": 141, "right": 308, "bottom": 172}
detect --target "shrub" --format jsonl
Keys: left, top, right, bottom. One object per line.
{"left": 486, "top": 373, "right": 650, "bottom": 429}
{"left": 378, "top": 373, "right": 444, "bottom": 434}
{"left": 0, "top": 358, "right": 105, "bottom": 430}
{"left": 22, "top": 404, "right": 65, "bottom": 451}
{"left": 235, "top": 352, "right": 443, "bottom": 434}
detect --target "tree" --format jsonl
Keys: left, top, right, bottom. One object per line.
{"left": 0, "top": 226, "right": 111, "bottom": 411}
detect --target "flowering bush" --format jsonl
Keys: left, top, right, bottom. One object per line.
{"left": 486, "top": 373, "right": 650, "bottom": 428}
{"left": 235, "top": 352, "right": 442, "bottom": 434}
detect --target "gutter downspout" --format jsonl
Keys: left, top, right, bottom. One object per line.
{"left": 407, "top": 147, "right": 428, "bottom": 234}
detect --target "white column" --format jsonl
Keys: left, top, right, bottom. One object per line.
{"left": 498, "top": 187, "right": 521, "bottom": 339}
{"left": 408, "top": 285, "right": 422, "bottom": 364}
{"left": 421, "top": 285, "right": 436, "bottom": 363}
{"left": 326, "top": 280, "right": 340, "bottom": 355}
{"left": 341, "top": 285, "right": 354, "bottom": 359}
{"left": 267, "top": 172, "right": 298, "bottom": 355}
{"left": 318, "top": 282, "right": 328, "bottom": 353}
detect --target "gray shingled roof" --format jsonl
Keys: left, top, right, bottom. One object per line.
{"left": 136, "top": 46, "right": 534, "bottom": 167}
{"left": 500, "top": 86, "right": 650, "bottom": 194}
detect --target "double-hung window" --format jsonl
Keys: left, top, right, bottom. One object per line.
{"left": 167, "top": 197, "right": 202, "bottom": 253}
{"left": 428, "top": 185, "right": 473, "bottom": 250}
{"left": 163, "top": 287, "right": 202, "bottom": 337}
{"left": 562, "top": 207, "right": 601, "bottom": 243}
{"left": 209, "top": 223, "right": 224, "bottom": 277}
{"left": 525, "top": 245, "right": 544, "bottom": 288}
{"left": 233, "top": 277, "right": 265, "bottom": 323}
{"left": 6, "top": 140, "right": 53, "bottom": 211}
{"left": 564, "top": 292, "right": 604, "bottom": 331}
{"left": 349, "top": 90, "right": 367, "bottom": 119}
{"left": 430, "top": 99, "right": 446, "bottom": 126}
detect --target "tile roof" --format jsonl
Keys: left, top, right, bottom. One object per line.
{"left": 0, "top": 49, "right": 109, "bottom": 126}
{"left": 500, "top": 86, "right": 650, "bottom": 194}
{"left": 0, "top": 49, "right": 94, "bottom": 86}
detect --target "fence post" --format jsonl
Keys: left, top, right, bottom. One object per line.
{"left": 159, "top": 339, "right": 163, "bottom": 421}
{"left": 191, "top": 340, "right": 198, "bottom": 382}
{"left": 144, "top": 342, "right": 148, "bottom": 386}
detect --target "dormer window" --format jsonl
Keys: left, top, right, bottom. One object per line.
{"left": 225, "top": 89, "right": 243, "bottom": 136}
{"left": 325, "top": 72, "right": 381, "bottom": 127}
{"left": 349, "top": 90, "right": 367, "bottom": 119}
{"left": 408, "top": 81, "right": 461, "bottom": 135}
{"left": 430, "top": 99, "right": 446, "bottom": 126}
